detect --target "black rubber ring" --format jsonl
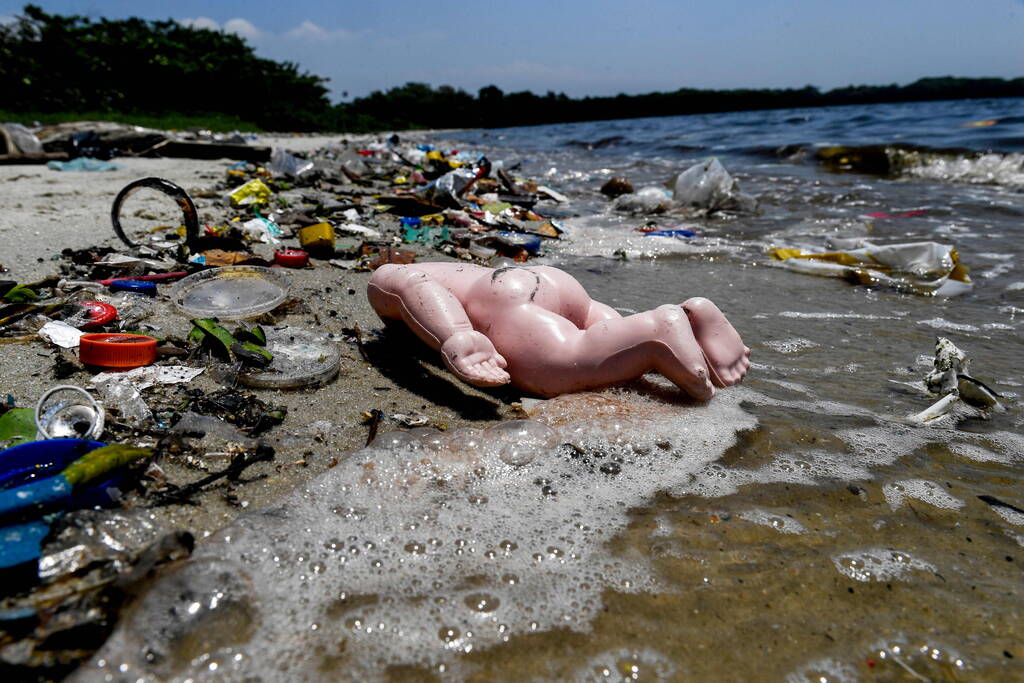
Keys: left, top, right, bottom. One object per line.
{"left": 110, "top": 177, "right": 199, "bottom": 248}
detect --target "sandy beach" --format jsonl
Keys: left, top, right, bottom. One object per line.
{"left": 0, "top": 132, "right": 521, "bottom": 538}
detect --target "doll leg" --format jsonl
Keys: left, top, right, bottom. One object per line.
{"left": 487, "top": 302, "right": 717, "bottom": 399}
{"left": 682, "top": 297, "right": 750, "bottom": 387}
{"left": 368, "top": 265, "right": 510, "bottom": 386}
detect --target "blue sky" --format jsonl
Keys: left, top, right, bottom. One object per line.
{"left": 2, "top": 1, "right": 1023, "bottom": 102}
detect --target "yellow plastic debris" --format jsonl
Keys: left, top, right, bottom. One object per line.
{"left": 228, "top": 179, "right": 272, "bottom": 208}
{"left": 298, "top": 222, "right": 335, "bottom": 252}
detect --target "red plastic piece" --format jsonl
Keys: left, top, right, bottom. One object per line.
{"left": 274, "top": 249, "right": 310, "bottom": 268}
{"left": 79, "top": 333, "right": 158, "bottom": 368}
{"left": 77, "top": 301, "right": 117, "bottom": 328}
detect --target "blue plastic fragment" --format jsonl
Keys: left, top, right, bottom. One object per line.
{"left": 108, "top": 279, "right": 157, "bottom": 296}
{"left": 643, "top": 229, "right": 697, "bottom": 238}
{"left": 496, "top": 231, "right": 542, "bottom": 255}
{"left": 0, "top": 520, "right": 51, "bottom": 569}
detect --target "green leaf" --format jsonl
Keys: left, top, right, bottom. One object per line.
{"left": 0, "top": 408, "right": 37, "bottom": 449}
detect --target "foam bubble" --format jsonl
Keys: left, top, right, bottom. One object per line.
{"left": 763, "top": 338, "right": 819, "bottom": 354}
{"left": 832, "top": 548, "right": 936, "bottom": 582}
{"left": 85, "top": 389, "right": 757, "bottom": 680}
{"left": 883, "top": 479, "right": 965, "bottom": 511}
{"left": 737, "top": 509, "right": 807, "bottom": 535}
{"left": 572, "top": 647, "right": 677, "bottom": 682}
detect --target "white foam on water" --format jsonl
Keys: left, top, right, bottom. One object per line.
{"left": 83, "top": 389, "right": 758, "bottom": 681}
{"left": 763, "top": 338, "right": 819, "bottom": 354}
{"left": 778, "top": 311, "right": 903, "bottom": 321}
{"left": 917, "top": 317, "right": 980, "bottom": 332}
{"left": 737, "top": 509, "right": 807, "bottom": 535}
{"left": 553, "top": 214, "right": 749, "bottom": 260}
{"left": 947, "top": 441, "right": 1015, "bottom": 465}
{"left": 788, "top": 635, "right": 969, "bottom": 681}
{"left": 993, "top": 507, "right": 1024, "bottom": 527}
{"left": 570, "top": 647, "right": 677, "bottom": 682}
{"left": 882, "top": 479, "right": 965, "bottom": 511}
{"left": 785, "top": 656, "right": 860, "bottom": 683}
{"left": 831, "top": 548, "right": 937, "bottom": 583}
{"left": 897, "top": 151, "right": 1024, "bottom": 188}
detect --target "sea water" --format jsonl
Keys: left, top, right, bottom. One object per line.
{"left": 83, "top": 99, "right": 1024, "bottom": 680}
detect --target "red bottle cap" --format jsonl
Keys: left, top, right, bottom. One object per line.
{"left": 78, "top": 301, "right": 118, "bottom": 329}
{"left": 274, "top": 249, "right": 310, "bottom": 268}
{"left": 79, "top": 333, "right": 158, "bottom": 368}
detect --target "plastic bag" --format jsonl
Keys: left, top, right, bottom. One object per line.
{"left": 613, "top": 186, "right": 672, "bottom": 214}
{"left": 2, "top": 122, "right": 43, "bottom": 155}
{"left": 269, "top": 149, "right": 315, "bottom": 179}
{"left": 672, "top": 158, "right": 757, "bottom": 213}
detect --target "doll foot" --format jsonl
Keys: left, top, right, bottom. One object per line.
{"left": 441, "top": 330, "right": 511, "bottom": 387}
{"left": 682, "top": 298, "right": 750, "bottom": 388}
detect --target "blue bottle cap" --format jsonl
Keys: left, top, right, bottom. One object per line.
{"left": 108, "top": 279, "right": 158, "bottom": 296}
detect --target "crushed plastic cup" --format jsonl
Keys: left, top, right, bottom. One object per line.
{"left": 34, "top": 386, "right": 105, "bottom": 440}
{"left": 169, "top": 266, "right": 290, "bottom": 319}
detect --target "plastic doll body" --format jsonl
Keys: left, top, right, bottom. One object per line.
{"left": 367, "top": 262, "right": 750, "bottom": 399}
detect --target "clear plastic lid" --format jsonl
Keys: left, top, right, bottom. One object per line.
{"left": 170, "top": 266, "right": 290, "bottom": 319}
{"left": 239, "top": 327, "right": 342, "bottom": 389}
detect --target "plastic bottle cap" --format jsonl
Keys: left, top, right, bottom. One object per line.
{"left": 108, "top": 280, "right": 158, "bottom": 296}
{"left": 274, "top": 249, "right": 310, "bottom": 268}
{"left": 77, "top": 301, "right": 118, "bottom": 328}
{"left": 79, "top": 333, "right": 158, "bottom": 368}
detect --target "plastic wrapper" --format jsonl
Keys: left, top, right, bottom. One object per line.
{"left": 771, "top": 241, "right": 972, "bottom": 296}
{"left": 98, "top": 379, "right": 152, "bottom": 427}
{"left": 227, "top": 179, "right": 272, "bottom": 208}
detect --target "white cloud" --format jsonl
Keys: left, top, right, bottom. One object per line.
{"left": 223, "top": 18, "right": 263, "bottom": 41}
{"left": 179, "top": 16, "right": 220, "bottom": 31}
{"left": 285, "top": 20, "right": 328, "bottom": 41}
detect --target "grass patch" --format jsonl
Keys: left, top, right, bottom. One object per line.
{"left": 0, "top": 110, "right": 264, "bottom": 133}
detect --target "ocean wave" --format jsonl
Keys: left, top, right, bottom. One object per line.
{"left": 564, "top": 135, "right": 627, "bottom": 149}
{"left": 813, "top": 143, "right": 1024, "bottom": 187}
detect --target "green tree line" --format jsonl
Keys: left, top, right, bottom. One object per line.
{"left": 3, "top": 5, "right": 1023, "bottom": 133}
